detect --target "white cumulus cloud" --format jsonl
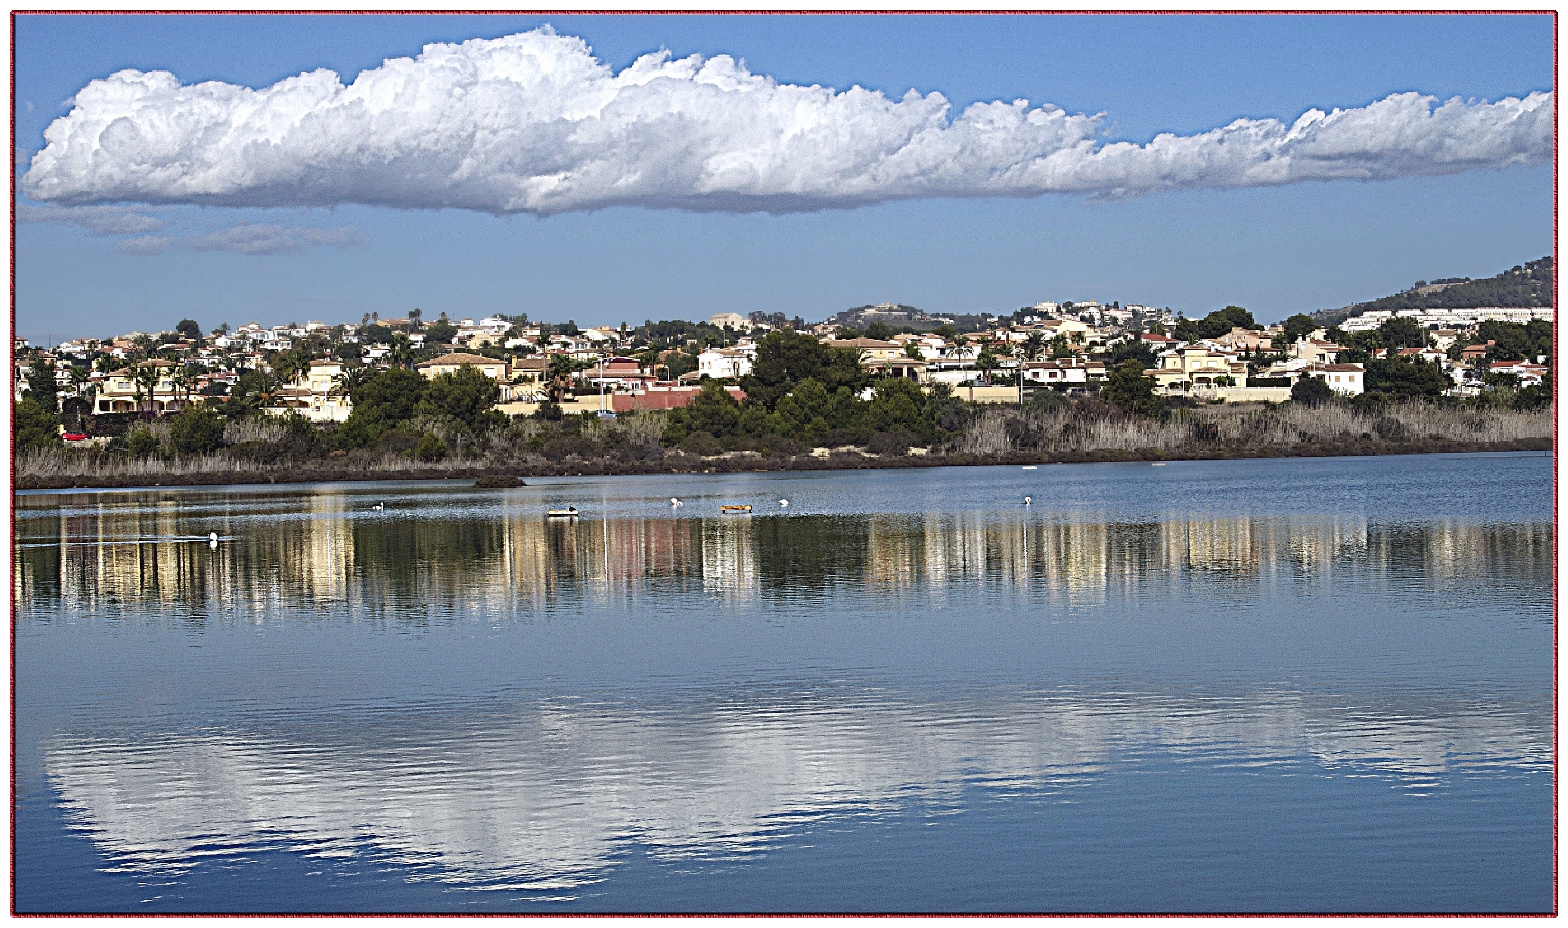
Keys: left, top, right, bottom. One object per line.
{"left": 21, "top": 28, "right": 1554, "bottom": 216}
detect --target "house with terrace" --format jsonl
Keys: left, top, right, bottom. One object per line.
{"left": 1146, "top": 344, "right": 1250, "bottom": 396}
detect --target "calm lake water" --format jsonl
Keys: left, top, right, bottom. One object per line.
{"left": 13, "top": 453, "right": 1554, "bottom": 913}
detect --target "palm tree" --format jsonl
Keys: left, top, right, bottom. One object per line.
{"left": 132, "top": 364, "right": 160, "bottom": 417}
{"left": 409, "top": 308, "right": 423, "bottom": 330}
{"left": 974, "top": 348, "right": 999, "bottom": 386}
{"left": 67, "top": 365, "right": 89, "bottom": 401}
{"left": 172, "top": 366, "right": 197, "bottom": 411}
{"left": 547, "top": 354, "right": 584, "bottom": 401}
{"left": 333, "top": 363, "right": 374, "bottom": 401}
{"left": 388, "top": 334, "right": 415, "bottom": 368}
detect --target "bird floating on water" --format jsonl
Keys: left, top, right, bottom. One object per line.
{"left": 779, "top": 499, "right": 789, "bottom": 508}
{"left": 372, "top": 502, "right": 384, "bottom": 511}
{"left": 1024, "top": 496, "right": 1032, "bottom": 506}
{"left": 671, "top": 497, "right": 682, "bottom": 507}
{"left": 208, "top": 532, "right": 219, "bottom": 549}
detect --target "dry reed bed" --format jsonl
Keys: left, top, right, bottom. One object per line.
{"left": 953, "top": 402, "right": 1551, "bottom": 457}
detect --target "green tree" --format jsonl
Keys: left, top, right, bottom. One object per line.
{"left": 126, "top": 428, "right": 162, "bottom": 458}
{"left": 547, "top": 354, "right": 586, "bottom": 400}
{"left": 662, "top": 380, "right": 744, "bottom": 445}
{"left": 338, "top": 368, "right": 429, "bottom": 446}
{"left": 740, "top": 330, "right": 867, "bottom": 412}
{"left": 415, "top": 432, "right": 448, "bottom": 461}
{"left": 13, "top": 397, "right": 59, "bottom": 452}
{"left": 132, "top": 364, "right": 162, "bottom": 417}
{"left": 1377, "top": 316, "right": 1427, "bottom": 351}
{"left": 424, "top": 319, "right": 457, "bottom": 345}
{"left": 864, "top": 377, "right": 933, "bottom": 439}
{"left": 1364, "top": 357, "right": 1451, "bottom": 401}
{"left": 974, "top": 348, "right": 1000, "bottom": 384}
{"left": 1281, "top": 313, "right": 1317, "bottom": 345}
{"left": 168, "top": 403, "right": 225, "bottom": 454}
{"left": 25, "top": 356, "right": 58, "bottom": 413}
{"left": 1101, "top": 361, "right": 1166, "bottom": 418}
{"left": 1478, "top": 319, "right": 1552, "bottom": 362}
{"left": 175, "top": 319, "right": 202, "bottom": 341}
{"left": 1291, "top": 374, "right": 1334, "bottom": 406}
{"left": 388, "top": 334, "right": 416, "bottom": 367}
{"left": 1175, "top": 305, "right": 1260, "bottom": 341}
{"left": 418, "top": 364, "right": 502, "bottom": 433}
{"left": 864, "top": 321, "right": 896, "bottom": 341}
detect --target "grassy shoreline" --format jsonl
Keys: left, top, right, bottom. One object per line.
{"left": 14, "top": 436, "right": 1551, "bottom": 491}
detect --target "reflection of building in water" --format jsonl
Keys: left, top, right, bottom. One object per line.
{"left": 13, "top": 491, "right": 1554, "bottom": 622}
{"left": 701, "top": 517, "right": 758, "bottom": 599}
{"left": 300, "top": 491, "right": 351, "bottom": 603}
{"left": 42, "top": 687, "right": 1549, "bottom": 892}
{"left": 1177, "top": 516, "right": 1260, "bottom": 574}
{"left": 865, "top": 516, "right": 922, "bottom": 588}
{"left": 1284, "top": 516, "right": 1369, "bottom": 584}
{"left": 922, "top": 512, "right": 992, "bottom": 584}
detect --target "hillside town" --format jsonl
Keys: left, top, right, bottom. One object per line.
{"left": 15, "top": 292, "right": 1553, "bottom": 441}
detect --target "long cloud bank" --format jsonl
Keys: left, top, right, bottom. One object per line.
{"left": 23, "top": 28, "right": 1553, "bottom": 216}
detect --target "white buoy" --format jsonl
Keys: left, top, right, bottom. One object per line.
{"left": 209, "top": 532, "right": 218, "bottom": 542}
{"left": 1024, "top": 496, "right": 1032, "bottom": 506}
{"left": 779, "top": 499, "right": 789, "bottom": 508}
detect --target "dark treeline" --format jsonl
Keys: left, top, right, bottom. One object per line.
{"left": 1314, "top": 257, "right": 1553, "bottom": 326}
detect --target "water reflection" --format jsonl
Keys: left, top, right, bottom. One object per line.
{"left": 14, "top": 487, "right": 1553, "bottom": 622}
{"left": 43, "top": 685, "right": 1549, "bottom": 893}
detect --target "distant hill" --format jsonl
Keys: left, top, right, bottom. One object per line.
{"left": 1311, "top": 257, "right": 1553, "bottom": 327}
{"left": 829, "top": 302, "right": 980, "bottom": 332}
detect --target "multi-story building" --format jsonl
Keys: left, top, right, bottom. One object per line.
{"left": 1146, "top": 345, "right": 1249, "bottom": 395}
{"left": 697, "top": 346, "right": 755, "bottom": 380}
{"left": 94, "top": 360, "right": 186, "bottom": 415}
{"left": 266, "top": 360, "right": 353, "bottom": 422}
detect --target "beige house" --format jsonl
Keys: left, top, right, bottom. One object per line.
{"left": 864, "top": 357, "right": 929, "bottom": 382}
{"left": 1215, "top": 326, "right": 1275, "bottom": 352}
{"left": 709, "top": 312, "right": 752, "bottom": 331}
{"left": 508, "top": 357, "right": 550, "bottom": 395}
{"left": 416, "top": 352, "right": 518, "bottom": 401}
{"left": 266, "top": 359, "right": 353, "bottom": 422}
{"left": 94, "top": 360, "right": 184, "bottom": 415}
{"left": 1147, "top": 345, "right": 1249, "bottom": 395}
{"left": 1291, "top": 339, "right": 1344, "bottom": 365}
{"left": 416, "top": 352, "right": 509, "bottom": 381}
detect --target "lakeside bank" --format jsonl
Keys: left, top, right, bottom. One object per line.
{"left": 16, "top": 398, "right": 1552, "bottom": 491}
{"left": 14, "top": 436, "right": 1551, "bottom": 491}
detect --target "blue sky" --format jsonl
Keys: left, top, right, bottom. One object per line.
{"left": 13, "top": 13, "right": 1555, "bottom": 343}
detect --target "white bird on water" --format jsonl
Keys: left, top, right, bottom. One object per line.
{"left": 779, "top": 499, "right": 789, "bottom": 508}
{"left": 671, "top": 497, "right": 682, "bottom": 507}
{"left": 1024, "top": 496, "right": 1032, "bottom": 506}
{"left": 372, "top": 502, "right": 384, "bottom": 511}
{"left": 208, "top": 532, "right": 219, "bottom": 549}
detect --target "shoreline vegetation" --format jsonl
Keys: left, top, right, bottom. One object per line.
{"left": 16, "top": 400, "right": 1550, "bottom": 491}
